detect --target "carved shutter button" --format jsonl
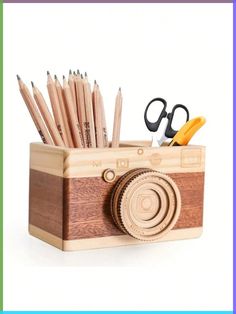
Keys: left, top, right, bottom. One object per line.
{"left": 103, "top": 169, "right": 116, "bottom": 183}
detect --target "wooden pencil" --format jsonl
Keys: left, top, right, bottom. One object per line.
{"left": 98, "top": 85, "right": 108, "bottom": 147}
{"left": 112, "top": 88, "right": 123, "bottom": 148}
{"left": 69, "top": 71, "right": 84, "bottom": 147}
{"left": 92, "top": 81, "right": 104, "bottom": 148}
{"left": 63, "top": 76, "right": 83, "bottom": 148}
{"left": 32, "top": 81, "right": 65, "bottom": 147}
{"left": 54, "top": 75, "right": 74, "bottom": 148}
{"left": 83, "top": 73, "right": 96, "bottom": 148}
{"left": 17, "top": 75, "right": 53, "bottom": 145}
{"left": 74, "top": 72, "right": 87, "bottom": 147}
{"left": 47, "top": 71, "right": 68, "bottom": 145}
{"left": 68, "top": 70, "right": 77, "bottom": 117}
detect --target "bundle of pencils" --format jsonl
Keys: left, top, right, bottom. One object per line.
{"left": 17, "top": 70, "right": 123, "bottom": 148}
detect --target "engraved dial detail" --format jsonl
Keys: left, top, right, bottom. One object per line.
{"left": 110, "top": 168, "right": 181, "bottom": 241}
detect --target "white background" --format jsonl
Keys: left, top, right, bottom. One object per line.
{"left": 3, "top": 3, "right": 233, "bottom": 311}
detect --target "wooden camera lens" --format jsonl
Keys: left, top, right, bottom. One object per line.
{"left": 110, "top": 168, "right": 181, "bottom": 241}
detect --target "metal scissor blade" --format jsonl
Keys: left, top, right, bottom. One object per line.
{"left": 151, "top": 133, "right": 167, "bottom": 147}
{"left": 151, "top": 135, "right": 160, "bottom": 147}
{"left": 157, "top": 134, "right": 168, "bottom": 146}
{"left": 152, "top": 119, "right": 169, "bottom": 147}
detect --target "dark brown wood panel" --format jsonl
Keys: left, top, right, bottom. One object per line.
{"left": 63, "top": 177, "right": 122, "bottom": 239}
{"left": 29, "top": 169, "right": 63, "bottom": 238}
{"left": 170, "top": 172, "right": 204, "bottom": 229}
{"left": 63, "top": 172, "right": 204, "bottom": 240}
{"left": 29, "top": 170, "right": 204, "bottom": 241}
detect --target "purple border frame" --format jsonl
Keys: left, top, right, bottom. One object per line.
{"left": 233, "top": 0, "right": 235, "bottom": 312}
{"left": 2, "top": 0, "right": 233, "bottom": 3}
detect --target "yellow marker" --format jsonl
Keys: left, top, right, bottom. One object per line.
{"left": 169, "top": 116, "right": 206, "bottom": 146}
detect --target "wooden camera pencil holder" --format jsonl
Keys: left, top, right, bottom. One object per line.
{"left": 29, "top": 141, "right": 205, "bottom": 251}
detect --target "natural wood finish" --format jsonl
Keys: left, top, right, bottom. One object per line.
{"left": 29, "top": 168, "right": 204, "bottom": 241}
{"left": 75, "top": 74, "right": 87, "bottom": 147}
{"left": 63, "top": 172, "right": 203, "bottom": 240}
{"left": 29, "top": 224, "right": 202, "bottom": 251}
{"left": 120, "top": 141, "right": 152, "bottom": 148}
{"left": 29, "top": 224, "right": 63, "bottom": 250}
{"left": 119, "top": 140, "right": 152, "bottom": 147}
{"left": 17, "top": 77, "right": 53, "bottom": 145}
{"left": 55, "top": 77, "right": 74, "bottom": 148}
{"left": 47, "top": 72, "right": 67, "bottom": 144}
{"left": 111, "top": 169, "right": 181, "bottom": 240}
{"left": 68, "top": 71, "right": 77, "bottom": 116}
{"left": 63, "top": 77, "right": 83, "bottom": 148}
{"left": 92, "top": 82, "right": 104, "bottom": 148}
{"left": 32, "top": 83, "right": 65, "bottom": 147}
{"left": 30, "top": 143, "right": 64, "bottom": 177}
{"left": 99, "top": 87, "right": 109, "bottom": 147}
{"left": 103, "top": 168, "right": 116, "bottom": 183}
{"left": 83, "top": 74, "right": 96, "bottom": 148}
{"left": 112, "top": 88, "right": 122, "bottom": 148}
{"left": 29, "top": 142, "right": 205, "bottom": 250}
{"left": 29, "top": 169, "right": 63, "bottom": 238}
{"left": 171, "top": 173, "right": 204, "bottom": 229}
{"left": 30, "top": 143, "right": 205, "bottom": 178}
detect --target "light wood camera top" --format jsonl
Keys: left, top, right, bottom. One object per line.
{"left": 30, "top": 141, "right": 205, "bottom": 178}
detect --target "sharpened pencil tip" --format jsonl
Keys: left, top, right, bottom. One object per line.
{"left": 94, "top": 80, "right": 97, "bottom": 85}
{"left": 54, "top": 74, "right": 57, "bottom": 80}
{"left": 77, "top": 69, "right": 80, "bottom": 75}
{"left": 69, "top": 69, "right": 72, "bottom": 75}
{"left": 73, "top": 71, "right": 76, "bottom": 76}
{"left": 119, "top": 87, "right": 121, "bottom": 92}
{"left": 16, "top": 74, "right": 21, "bottom": 80}
{"left": 81, "top": 74, "right": 84, "bottom": 79}
{"left": 31, "top": 81, "right": 34, "bottom": 87}
{"left": 63, "top": 75, "right": 65, "bottom": 80}
{"left": 84, "top": 72, "right": 87, "bottom": 77}
{"left": 47, "top": 71, "right": 50, "bottom": 76}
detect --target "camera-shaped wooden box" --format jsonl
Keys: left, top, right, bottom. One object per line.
{"left": 29, "top": 141, "right": 205, "bottom": 251}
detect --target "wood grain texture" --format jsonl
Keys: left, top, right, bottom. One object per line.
{"left": 30, "top": 143, "right": 65, "bottom": 177}
{"left": 63, "top": 176, "right": 123, "bottom": 240}
{"left": 29, "top": 224, "right": 203, "bottom": 251}
{"left": 171, "top": 172, "right": 204, "bottom": 229}
{"left": 61, "top": 145, "right": 205, "bottom": 178}
{"left": 29, "top": 169, "right": 204, "bottom": 241}
{"left": 29, "top": 224, "right": 63, "bottom": 249}
{"left": 30, "top": 143, "right": 205, "bottom": 178}
{"left": 29, "top": 170, "right": 63, "bottom": 238}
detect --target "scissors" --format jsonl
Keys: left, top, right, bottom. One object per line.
{"left": 144, "top": 97, "right": 190, "bottom": 146}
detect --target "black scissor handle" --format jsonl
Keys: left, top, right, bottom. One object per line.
{"left": 165, "top": 104, "right": 190, "bottom": 138}
{"left": 144, "top": 98, "right": 167, "bottom": 132}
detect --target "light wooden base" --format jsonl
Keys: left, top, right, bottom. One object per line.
{"left": 29, "top": 224, "right": 203, "bottom": 251}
